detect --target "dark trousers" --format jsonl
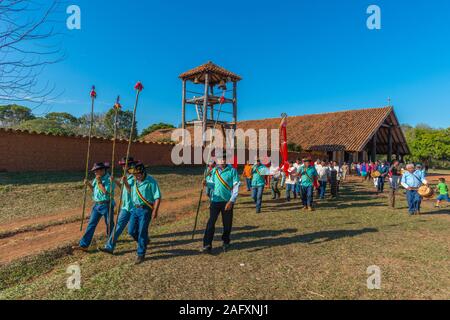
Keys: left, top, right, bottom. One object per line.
{"left": 128, "top": 207, "right": 152, "bottom": 257}
{"left": 270, "top": 177, "right": 281, "bottom": 199}
{"left": 318, "top": 181, "right": 327, "bottom": 199}
{"left": 301, "top": 185, "right": 314, "bottom": 207}
{"left": 252, "top": 186, "right": 264, "bottom": 212}
{"left": 245, "top": 178, "right": 252, "bottom": 191}
{"left": 377, "top": 177, "right": 385, "bottom": 192}
{"left": 406, "top": 190, "right": 422, "bottom": 215}
{"left": 203, "top": 201, "right": 233, "bottom": 247}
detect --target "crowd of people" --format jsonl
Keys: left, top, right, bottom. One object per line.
{"left": 71, "top": 154, "right": 449, "bottom": 262}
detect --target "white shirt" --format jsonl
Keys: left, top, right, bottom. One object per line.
{"left": 270, "top": 165, "right": 281, "bottom": 179}
{"left": 285, "top": 167, "right": 297, "bottom": 185}
{"left": 316, "top": 165, "right": 330, "bottom": 182}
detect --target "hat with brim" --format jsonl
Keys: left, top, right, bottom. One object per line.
{"left": 118, "top": 156, "right": 137, "bottom": 166}
{"left": 127, "top": 162, "right": 147, "bottom": 174}
{"left": 91, "top": 162, "right": 110, "bottom": 172}
{"left": 302, "top": 158, "right": 312, "bottom": 163}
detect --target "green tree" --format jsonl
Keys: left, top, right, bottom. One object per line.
{"left": 140, "top": 122, "right": 175, "bottom": 138}
{"left": 105, "top": 109, "right": 138, "bottom": 140}
{"left": 17, "top": 118, "right": 68, "bottom": 135}
{"left": 287, "top": 142, "right": 302, "bottom": 153}
{"left": 45, "top": 112, "right": 79, "bottom": 126}
{"left": 0, "top": 105, "right": 35, "bottom": 127}
{"left": 76, "top": 113, "right": 111, "bottom": 138}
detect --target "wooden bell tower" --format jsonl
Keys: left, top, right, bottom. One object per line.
{"left": 179, "top": 61, "right": 241, "bottom": 147}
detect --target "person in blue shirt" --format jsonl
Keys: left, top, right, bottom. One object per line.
{"left": 99, "top": 156, "right": 137, "bottom": 255}
{"left": 298, "top": 158, "right": 318, "bottom": 211}
{"left": 376, "top": 161, "right": 389, "bottom": 193}
{"left": 401, "top": 163, "right": 428, "bottom": 215}
{"left": 123, "top": 162, "right": 161, "bottom": 264}
{"left": 73, "top": 162, "right": 115, "bottom": 252}
{"left": 202, "top": 156, "right": 240, "bottom": 254}
{"left": 251, "top": 158, "right": 268, "bottom": 213}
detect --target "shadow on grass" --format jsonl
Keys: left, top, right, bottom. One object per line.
{"left": 133, "top": 227, "right": 378, "bottom": 261}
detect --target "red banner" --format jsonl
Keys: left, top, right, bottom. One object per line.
{"left": 280, "top": 116, "right": 289, "bottom": 174}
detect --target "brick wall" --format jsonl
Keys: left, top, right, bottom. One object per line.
{"left": 0, "top": 129, "right": 328, "bottom": 172}
{"left": 0, "top": 129, "right": 175, "bottom": 172}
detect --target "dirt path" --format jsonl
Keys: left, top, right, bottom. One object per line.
{"left": 0, "top": 190, "right": 201, "bottom": 265}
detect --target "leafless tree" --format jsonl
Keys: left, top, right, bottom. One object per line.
{"left": 0, "top": 0, "right": 65, "bottom": 109}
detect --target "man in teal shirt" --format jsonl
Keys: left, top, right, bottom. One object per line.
{"left": 298, "top": 158, "right": 318, "bottom": 211}
{"left": 202, "top": 156, "right": 240, "bottom": 254}
{"left": 251, "top": 158, "right": 268, "bottom": 213}
{"left": 123, "top": 162, "right": 161, "bottom": 264}
{"left": 74, "top": 162, "right": 115, "bottom": 251}
{"left": 100, "top": 156, "right": 137, "bottom": 255}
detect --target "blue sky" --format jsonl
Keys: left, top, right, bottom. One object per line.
{"left": 31, "top": 0, "right": 450, "bottom": 131}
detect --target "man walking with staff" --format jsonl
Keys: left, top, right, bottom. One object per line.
{"left": 201, "top": 155, "right": 240, "bottom": 254}
{"left": 99, "top": 156, "right": 137, "bottom": 255}
{"left": 122, "top": 162, "right": 161, "bottom": 264}
{"left": 73, "top": 162, "right": 115, "bottom": 252}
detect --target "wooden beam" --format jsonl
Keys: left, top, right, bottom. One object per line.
{"left": 181, "top": 80, "right": 186, "bottom": 145}
{"left": 371, "top": 134, "right": 377, "bottom": 162}
{"left": 202, "top": 73, "right": 209, "bottom": 147}
{"left": 387, "top": 126, "right": 393, "bottom": 162}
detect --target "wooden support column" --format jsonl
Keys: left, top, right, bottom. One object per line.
{"left": 371, "top": 133, "right": 377, "bottom": 162}
{"left": 387, "top": 126, "right": 393, "bottom": 162}
{"left": 202, "top": 73, "right": 209, "bottom": 147}
{"left": 181, "top": 80, "right": 186, "bottom": 144}
{"left": 233, "top": 81, "right": 237, "bottom": 129}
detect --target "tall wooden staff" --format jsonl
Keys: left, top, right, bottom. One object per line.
{"left": 80, "top": 86, "right": 97, "bottom": 231}
{"left": 107, "top": 96, "right": 121, "bottom": 236}
{"left": 112, "top": 82, "right": 143, "bottom": 240}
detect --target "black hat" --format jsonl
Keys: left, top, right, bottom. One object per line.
{"left": 91, "top": 162, "right": 110, "bottom": 172}
{"left": 118, "top": 156, "right": 137, "bottom": 166}
{"left": 127, "top": 162, "right": 146, "bottom": 174}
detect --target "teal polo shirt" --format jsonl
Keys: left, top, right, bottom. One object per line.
{"left": 131, "top": 174, "right": 161, "bottom": 208}
{"left": 92, "top": 173, "right": 114, "bottom": 202}
{"left": 298, "top": 166, "right": 318, "bottom": 187}
{"left": 121, "top": 175, "right": 135, "bottom": 211}
{"left": 251, "top": 165, "right": 267, "bottom": 188}
{"left": 210, "top": 166, "right": 240, "bottom": 203}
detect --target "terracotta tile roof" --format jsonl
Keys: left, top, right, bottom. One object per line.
{"left": 238, "top": 106, "right": 396, "bottom": 152}
{"left": 179, "top": 61, "right": 242, "bottom": 84}
{"left": 143, "top": 107, "right": 410, "bottom": 154}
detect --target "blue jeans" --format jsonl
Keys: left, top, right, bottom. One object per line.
{"left": 319, "top": 181, "right": 327, "bottom": 199}
{"left": 79, "top": 203, "right": 115, "bottom": 248}
{"left": 406, "top": 190, "right": 422, "bottom": 215}
{"left": 128, "top": 207, "right": 152, "bottom": 257}
{"left": 285, "top": 184, "right": 296, "bottom": 200}
{"left": 104, "top": 209, "right": 131, "bottom": 251}
{"left": 252, "top": 186, "right": 264, "bottom": 212}
{"left": 245, "top": 178, "right": 252, "bottom": 191}
{"left": 301, "top": 185, "right": 314, "bottom": 207}
{"left": 377, "top": 177, "right": 385, "bottom": 192}
{"left": 203, "top": 201, "right": 234, "bottom": 248}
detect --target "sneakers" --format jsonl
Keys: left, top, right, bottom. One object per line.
{"left": 200, "top": 246, "right": 212, "bottom": 254}
{"left": 98, "top": 247, "right": 114, "bottom": 255}
{"left": 308, "top": 207, "right": 315, "bottom": 212}
{"left": 135, "top": 256, "right": 145, "bottom": 265}
{"left": 71, "top": 245, "right": 89, "bottom": 252}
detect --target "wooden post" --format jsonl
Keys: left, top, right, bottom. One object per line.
{"left": 387, "top": 126, "right": 393, "bottom": 162}
{"left": 202, "top": 73, "right": 209, "bottom": 148}
{"left": 371, "top": 133, "right": 377, "bottom": 162}
{"left": 232, "top": 81, "right": 238, "bottom": 159}
{"left": 181, "top": 79, "right": 186, "bottom": 144}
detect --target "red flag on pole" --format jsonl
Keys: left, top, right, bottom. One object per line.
{"left": 280, "top": 114, "right": 289, "bottom": 174}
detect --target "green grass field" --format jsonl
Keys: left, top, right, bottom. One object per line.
{"left": 0, "top": 168, "right": 449, "bottom": 300}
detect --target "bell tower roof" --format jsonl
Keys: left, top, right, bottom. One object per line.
{"left": 179, "top": 61, "right": 242, "bottom": 84}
